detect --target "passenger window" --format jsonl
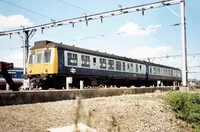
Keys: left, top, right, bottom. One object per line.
{"left": 167, "top": 69, "right": 170, "bottom": 76}
{"left": 36, "top": 51, "right": 42, "bottom": 64}
{"left": 108, "top": 60, "right": 114, "bottom": 70}
{"left": 176, "top": 71, "right": 178, "bottom": 76}
{"left": 150, "top": 67, "right": 152, "bottom": 74}
{"left": 139, "top": 65, "right": 142, "bottom": 71}
{"left": 165, "top": 69, "right": 167, "bottom": 75}
{"left": 136, "top": 64, "right": 138, "bottom": 72}
{"left": 68, "top": 53, "right": 78, "bottom": 66}
{"left": 99, "top": 58, "right": 106, "bottom": 69}
{"left": 157, "top": 68, "right": 160, "bottom": 75}
{"left": 81, "top": 55, "right": 90, "bottom": 67}
{"left": 153, "top": 67, "right": 156, "bottom": 74}
{"left": 93, "top": 58, "right": 96, "bottom": 63}
{"left": 123, "top": 62, "right": 125, "bottom": 71}
{"left": 127, "top": 63, "right": 130, "bottom": 70}
{"left": 116, "top": 61, "right": 121, "bottom": 71}
{"left": 29, "top": 52, "right": 35, "bottom": 64}
{"left": 43, "top": 49, "right": 51, "bottom": 63}
{"left": 131, "top": 63, "right": 133, "bottom": 68}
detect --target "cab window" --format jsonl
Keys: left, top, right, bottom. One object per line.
{"left": 43, "top": 50, "right": 51, "bottom": 63}
{"left": 29, "top": 52, "right": 35, "bottom": 64}
{"left": 36, "top": 51, "right": 42, "bottom": 64}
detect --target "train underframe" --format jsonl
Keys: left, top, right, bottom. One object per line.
{"left": 28, "top": 74, "right": 181, "bottom": 90}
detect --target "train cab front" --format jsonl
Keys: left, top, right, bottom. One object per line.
{"left": 26, "top": 47, "right": 58, "bottom": 80}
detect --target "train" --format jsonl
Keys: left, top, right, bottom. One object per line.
{"left": 26, "top": 40, "right": 182, "bottom": 89}
{"left": 0, "top": 67, "right": 23, "bottom": 90}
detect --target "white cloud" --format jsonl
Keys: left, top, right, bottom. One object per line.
{"left": 116, "top": 22, "right": 161, "bottom": 36}
{"left": 128, "top": 46, "right": 171, "bottom": 59}
{"left": 1, "top": 51, "right": 23, "bottom": 67}
{"left": 0, "top": 14, "right": 33, "bottom": 29}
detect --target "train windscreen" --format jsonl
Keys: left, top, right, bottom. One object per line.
{"left": 29, "top": 52, "right": 35, "bottom": 64}
{"left": 43, "top": 49, "right": 51, "bottom": 63}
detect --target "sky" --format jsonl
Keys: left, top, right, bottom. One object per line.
{"left": 0, "top": 0, "right": 199, "bottom": 79}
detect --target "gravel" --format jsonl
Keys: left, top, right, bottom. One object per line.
{"left": 0, "top": 92, "right": 192, "bottom": 132}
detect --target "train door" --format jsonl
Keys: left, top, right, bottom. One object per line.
{"left": 127, "top": 62, "right": 131, "bottom": 72}
{"left": 58, "top": 49, "right": 65, "bottom": 73}
{"left": 91, "top": 57, "right": 98, "bottom": 69}
{"left": 146, "top": 64, "right": 149, "bottom": 82}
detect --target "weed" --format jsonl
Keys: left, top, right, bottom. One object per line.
{"left": 164, "top": 92, "right": 200, "bottom": 131}
{"left": 106, "top": 115, "right": 120, "bottom": 132}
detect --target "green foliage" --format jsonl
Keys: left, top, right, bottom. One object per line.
{"left": 165, "top": 92, "right": 200, "bottom": 131}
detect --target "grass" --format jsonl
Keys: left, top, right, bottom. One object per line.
{"left": 164, "top": 92, "right": 200, "bottom": 131}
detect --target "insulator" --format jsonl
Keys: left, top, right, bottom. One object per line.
{"left": 85, "top": 16, "right": 88, "bottom": 26}
{"left": 100, "top": 16, "right": 103, "bottom": 23}
{"left": 142, "top": 8, "right": 145, "bottom": 16}
{"left": 86, "top": 20, "right": 88, "bottom": 26}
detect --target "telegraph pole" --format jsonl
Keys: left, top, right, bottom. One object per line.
{"left": 22, "top": 29, "right": 36, "bottom": 75}
{"left": 23, "top": 30, "right": 29, "bottom": 75}
{"left": 180, "top": 0, "right": 188, "bottom": 86}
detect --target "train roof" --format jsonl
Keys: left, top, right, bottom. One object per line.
{"left": 147, "top": 62, "right": 181, "bottom": 71}
{"left": 31, "top": 40, "right": 181, "bottom": 71}
{"left": 31, "top": 40, "right": 146, "bottom": 64}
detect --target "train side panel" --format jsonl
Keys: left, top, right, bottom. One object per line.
{"left": 58, "top": 49, "right": 147, "bottom": 87}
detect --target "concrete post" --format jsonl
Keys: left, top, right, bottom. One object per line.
{"left": 6, "top": 83, "right": 9, "bottom": 91}
{"left": 180, "top": 0, "right": 188, "bottom": 86}
{"left": 157, "top": 80, "right": 161, "bottom": 87}
{"left": 80, "top": 80, "right": 84, "bottom": 89}
{"left": 66, "top": 78, "right": 69, "bottom": 90}
{"left": 66, "top": 77, "right": 72, "bottom": 90}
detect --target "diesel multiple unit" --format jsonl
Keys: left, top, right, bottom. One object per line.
{"left": 26, "top": 40, "right": 181, "bottom": 89}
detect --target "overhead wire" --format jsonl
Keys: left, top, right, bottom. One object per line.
{"left": 56, "top": 0, "right": 92, "bottom": 13}
{"left": 142, "top": 0, "right": 181, "bottom": 50}
{"left": 56, "top": 0, "right": 181, "bottom": 47}
{"left": 55, "top": 0, "right": 109, "bottom": 43}
{"left": 157, "top": 1, "right": 200, "bottom": 77}
{"left": 0, "top": 0, "right": 54, "bottom": 21}
{"left": 165, "top": 6, "right": 180, "bottom": 18}
{"left": 56, "top": 0, "right": 125, "bottom": 24}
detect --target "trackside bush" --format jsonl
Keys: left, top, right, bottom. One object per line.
{"left": 165, "top": 92, "right": 200, "bottom": 131}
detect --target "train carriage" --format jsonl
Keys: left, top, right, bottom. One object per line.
{"left": 26, "top": 40, "right": 181, "bottom": 89}
{"left": 147, "top": 63, "right": 181, "bottom": 86}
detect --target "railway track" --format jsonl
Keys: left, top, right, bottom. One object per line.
{"left": 0, "top": 86, "right": 179, "bottom": 106}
